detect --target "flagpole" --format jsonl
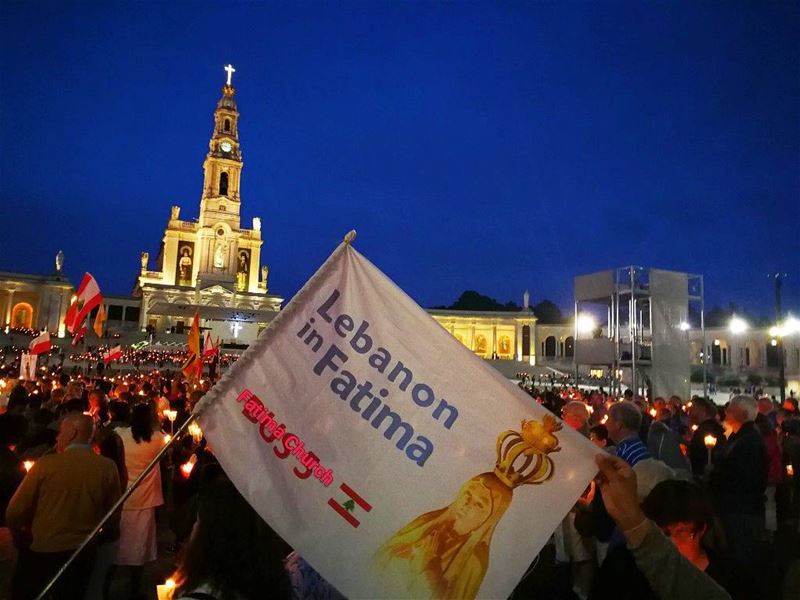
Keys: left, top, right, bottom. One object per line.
{"left": 35, "top": 413, "right": 200, "bottom": 600}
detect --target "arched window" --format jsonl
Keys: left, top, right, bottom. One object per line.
{"left": 544, "top": 336, "right": 557, "bottom": 357}
{"left": 11, "top": 302, "right": 34, "bottom": 329}
{"left": 224, "top": 118, "right": 231, "bottom": 132}
{"left": 564, "top": 336, "right": 575, "bottom": 357}
{"left": 219, "top": 172, "right": 229, "bottom": 196}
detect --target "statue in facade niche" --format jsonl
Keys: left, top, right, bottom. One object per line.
{"left": 171, "top": 205, "right": 181, "bottom": 220}
{"left": 214, "top": 241, "right": 226, "bottom": 269}
{"left": 261, "top": 265, "right": 269, "bottom": 291}
{"left": 252, "top": 217, "right": 261, "bottom": 232}
{"left": 140, "top": 251, "right": 149, "bottom": 273}
{"left": 55, "top": 250, "right": 64, "bottom": 273}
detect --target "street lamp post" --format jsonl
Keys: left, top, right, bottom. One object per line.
{"left": 774, "top": 273, "right": 786, "bottom": 403}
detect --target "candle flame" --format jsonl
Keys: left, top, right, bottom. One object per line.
{"left": 788, "top": 464, "right": 795, "bottom": 477}
{"left": 704, "top": 434, "right": 717, "bottom": 448}
{"left": 691, "top": 424, "right": 698, "bottom": 432}
{"left": 23, "top": 460, "right": 34, "bottom": 472}
{"left": 187, "top": 422, "right": 203, "bottom": 443}
{"left": 180, "top": 462, "right": 195, "bottom": 478}
{"left": 649, "top": 408, "right": 657, "bottom": 418}
{"left": 163, "top": 434, "right": 172, "bottom": 444}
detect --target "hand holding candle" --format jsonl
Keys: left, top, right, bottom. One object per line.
{"left": 156, "top": 578, "right": 176, "bottom": 600}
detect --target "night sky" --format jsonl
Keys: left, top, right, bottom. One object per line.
{"left": 1, "top": 2, "right": 798, "bottom": 318}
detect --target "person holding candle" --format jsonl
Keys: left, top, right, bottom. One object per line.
{"left": 708, "top": 396, "right": 768, "bottom": 568}
{"left": 110, "top": 402, "right": 165, "bottom": 598}
{"left": 6, "top": 413, "right": 121, "bottom": 600}
{"left": 688, "top": 397, "right": 726, "bottom": 478}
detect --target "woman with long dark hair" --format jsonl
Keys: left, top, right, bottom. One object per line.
{"left": 173, "top": 474, "right": 290, "bottom": 600}
{"left": 111, "top": 403, "right": 165, "bottom": 597}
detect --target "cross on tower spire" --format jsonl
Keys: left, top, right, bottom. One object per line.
{"left": 224, "top": 64, "right": 236, "bottom": 86}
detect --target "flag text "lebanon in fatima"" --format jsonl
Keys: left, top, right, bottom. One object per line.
{"left": 297, "top": 289, "right": 460, "bottom": 468}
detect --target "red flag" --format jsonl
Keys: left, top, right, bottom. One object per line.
{"left": 71, "top": 326, "right": 87, "bottom": 347}
{"left": 29, "top": 331, "right": 51, "bottom": 355}
{"left": 102, "top": 345, "right": 122, "bottom": 365}
{"left": 65, "top": 273, "right": 102, "bottom": 334}
{"left": 203, "top": 331, "right": 218, "bottom": 359}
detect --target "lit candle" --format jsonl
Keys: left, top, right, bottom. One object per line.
{"left": 163, "top": 434, "right": 172, "bottom": 444}
{"left": 649, "top": 408, "right": 657, "bottom": 418}
{"left": 703, "top": 433, "right": 717, "bottom": 470}
{"left": 187, "top": 422, "right": 203, "bottom": 444}
{"left": 180, "top": 460, "right": 195, "bottom": 479}
{"left": 691, "top": 424, "right": 698, "bottom": 432}
{"left": 156, "top": 578, "right": 176, "bottom": 600}
{"left": 788, "top": 464, "right": 795, "bottom": 477}
{"left": 23, "top": 460, "right": 34, "bottom": 472}
{"left": 601, "top": 415, "right": 608, "bottom": 425}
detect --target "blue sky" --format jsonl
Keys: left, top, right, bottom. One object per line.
{"left": 1, "top": 1, "right": 798, "bottom": 318}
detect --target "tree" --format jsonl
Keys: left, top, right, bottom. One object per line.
{"left": 532, "top": 300, "right": 564, "bottom": 324}
{"left": 436, "top": 291, "right": 521, "bottom": 311}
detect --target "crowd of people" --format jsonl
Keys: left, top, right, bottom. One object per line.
{"left": 0, "top": 364, "right": 797, "bottom": 599}
{"left": 512, "top": 380, "right": 800, "bottom": 600}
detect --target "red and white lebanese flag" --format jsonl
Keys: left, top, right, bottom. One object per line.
{"left": 203, "top": 332, "right": 218, "bottom": 359}
{"left": 64, "top": 273, "right": 102, "bottom": 335}
{"left": 29, "top": 331, "right": 51, "bottom": 355}
{"left": 71, "top": 326, "right": 87, "bottom": 347}
{"left": 102, "top": 345, "right": 122, "bottom": 365}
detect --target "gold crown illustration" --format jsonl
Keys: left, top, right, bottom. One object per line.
{"left": 494, "top": 415, "right": 562, "bottom": 488}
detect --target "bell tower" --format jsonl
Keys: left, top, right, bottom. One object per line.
{"left": 199, "top": 64, "right": 243, "bottom": 230}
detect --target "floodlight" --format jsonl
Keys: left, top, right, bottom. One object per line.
{"left": 728, "top": 316, "right": 748, "bottom": 335}
{"left": 576, "top": 313, "right": 596, "bottom": 334}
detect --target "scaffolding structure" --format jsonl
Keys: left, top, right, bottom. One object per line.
{"left": 574, "top": 267, "right": 706, "bottom": 399}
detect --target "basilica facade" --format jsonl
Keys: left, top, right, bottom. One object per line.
{"left": 135, "top": 68, "right": 283, "bottom": 343}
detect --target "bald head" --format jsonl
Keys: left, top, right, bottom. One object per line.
{"left": 56, "top": 413, "right": 94, "bottom": 452}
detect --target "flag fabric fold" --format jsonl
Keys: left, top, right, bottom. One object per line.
{"left": 195, "top": 241, "right": 600, "bottom": 599}
{"left": 28, "top": 331, "right": 51, "bottom": 356}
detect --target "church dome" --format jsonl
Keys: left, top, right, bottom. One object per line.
{"left": 217, "top": 85, "right": 238, "bottom": 111}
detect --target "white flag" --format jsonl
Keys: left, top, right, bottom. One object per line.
{"left": 197, "top": 241, "right": 599, "bottom": 599}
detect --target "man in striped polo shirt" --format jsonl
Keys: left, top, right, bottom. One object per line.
{"left": 606, "top": 401, "right": 651, "bottom": 466}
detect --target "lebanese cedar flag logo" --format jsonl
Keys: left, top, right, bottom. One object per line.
{"left": 102, "top": 345, "right": 122, "bottom": 365}
{"left": 65, "top": 273, "right": 102, "bottom": 335}
{"left": 29, "top": 331, "right": 51, "bottom": 355}
{"left": 327, "top": 483, "right": 372, "bottom": 529}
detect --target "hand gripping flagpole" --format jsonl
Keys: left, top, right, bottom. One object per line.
{"left": 35, "top": 413, "right": 200, "bottom": 600}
